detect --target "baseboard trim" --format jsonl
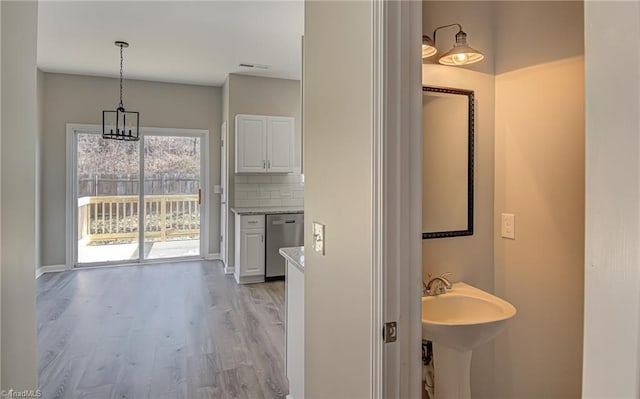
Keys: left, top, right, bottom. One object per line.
{"left": 234, "top": 274, "right": 264, "bottom": 285}
{"left": 205, "top": 253, "right": 221, "bottom": 261}
{"left": 224, "top": 265, "right": 235, "bottom": 275}
{"left": 36, "top": 264, "right": 68, "bottom": 278}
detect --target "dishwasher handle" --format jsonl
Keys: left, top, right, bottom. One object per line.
{"left": 271, "top": 219, "right": 299, "bottom": 225}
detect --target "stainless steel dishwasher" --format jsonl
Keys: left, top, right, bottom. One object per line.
{"left": 265, "top": 213, "right": 304, "bottom": 279}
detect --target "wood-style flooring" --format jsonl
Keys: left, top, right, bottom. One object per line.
{"left": 36, "top": 261, "right": 287, "bottom": 399}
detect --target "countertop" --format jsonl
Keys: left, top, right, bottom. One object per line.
{"left": 231, "top": 206, "right": 304, "bottom": 215}
{"left": 279, "top": 246, "right": 304, "bottom": 273}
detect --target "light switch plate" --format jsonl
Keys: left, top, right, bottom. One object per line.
{"left": 312, "top": 222, "right": 325, "bottom": 255}
{"left": 501, "top": 213, "right": 515, "bottom": 239}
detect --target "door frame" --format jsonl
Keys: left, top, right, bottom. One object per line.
{"left": 220, "top": 120, "right": 232, "bottom": 273}
{"left": 65, "top": 123, "right": 210, "bottom": 269}
{"left": 375, "top": 0, "right": 423, "bottom": 397}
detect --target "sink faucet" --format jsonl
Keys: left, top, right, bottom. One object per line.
{"left": 423, "top": 273, "right": 453, "bottom": 296}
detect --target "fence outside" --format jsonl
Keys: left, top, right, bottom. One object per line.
{"left": 78, "top": 173, "right": 200, "bottom": 197}
{"left": 78, "top": 194, "right": 200, "bottom": 244}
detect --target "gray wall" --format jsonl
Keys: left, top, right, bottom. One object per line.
{"left": 1, "top": 0, "right": 39, "bottom": 389}
{"left": 493, "top": 2, "right": 584, "bottom": 398}
{"left": 421, "top": 65, "right": 496, "bottom": 398}
{"left": 41, "top": 73, "right": 222, "bottom": 266}
{"left": 303, "top": 1, "right": 374, "bottom": 396}
{"left": 224, "top": 74, "right": 301, "bottom": 268}
{"left": 423, "top": 1, "right": 495, "bottom": 75}
{"left": 494, "top": 1, "right": 584, "bottom": 75}
{"left": 423, "top": 3, "right": 496, "bottom": 397}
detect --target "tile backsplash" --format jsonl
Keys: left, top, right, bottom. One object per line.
{"left": 234, "top": 174, "right": 304, "bottom": 208}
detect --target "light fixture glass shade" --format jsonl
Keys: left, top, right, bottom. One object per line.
{"left": 438, "top": 30, "right": 484, "bottom": 66}
{"left": 422, "top": 35, "right": 437, "bottom": 59}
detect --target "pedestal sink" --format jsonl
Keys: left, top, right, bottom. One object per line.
{"left": 422, "top": 282, "right": 516, "bottom": 399}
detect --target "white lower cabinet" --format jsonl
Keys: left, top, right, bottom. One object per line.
{"left": 234, "top": 214, "right": 265, "bottom": 284}
{"left": 286, "top": 260, "right": 304, "bottom": 399}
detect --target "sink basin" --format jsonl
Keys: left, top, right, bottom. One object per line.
{"left": 422, "top": 282, "right": 516, "bottom": 351}
{"left": 422, "top": 282, "right": 516, "bottom": 399}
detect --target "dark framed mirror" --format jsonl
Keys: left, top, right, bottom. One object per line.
{"left": 422, "top": 86, "right": 474, "bottom": 239}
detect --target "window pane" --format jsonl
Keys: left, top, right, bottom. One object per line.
{"left": 76, "top": 133, "right": 140, "bottom": 264}
{"left": 143, "top": 135, "right": 201, "bottom": 259}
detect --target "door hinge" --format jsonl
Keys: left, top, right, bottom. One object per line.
{"left": 383, "top": 321, "right": 397, "bottom": 343}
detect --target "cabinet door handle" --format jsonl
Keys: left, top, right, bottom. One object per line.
{"left": 261, "top": 234, "right": 264, "bottom": 242}
{"left": 268, "top": 160, "right": 271, "bottom": 169}
{"left": 263, "top": 160, "right": 266, "bottom": 169}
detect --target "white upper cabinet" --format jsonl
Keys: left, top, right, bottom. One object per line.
{"left": 236, "top": 114, "right": 295, "bottom": 173}
{"left": 267, "top": 117, "right": 295, "bottom": 173}
{"left": 236, "top": 115, "right": 268, "bottom": 173}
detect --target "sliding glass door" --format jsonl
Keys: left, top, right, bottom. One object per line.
{"left": 142, "top": 133, "right": 202, "bottom": 260}
{"left": 76, "top": 132, "right": 141, "bottom": 263}
{"left": 74, "top": 127, "right": 206, "bottom": 266}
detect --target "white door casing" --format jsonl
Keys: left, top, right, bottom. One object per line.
{"left": 221, "top": 121, "right": 228, "bottom": 204}
{"left": 381, "top": 1, "right": 424, "bottom": 398}
{"left": 220, "top": 203, "right": 227, "bottom": 266}
{"left": 220, "top": 121, "right": 229, "bottom": 268}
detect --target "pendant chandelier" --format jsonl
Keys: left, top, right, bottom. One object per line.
{"left": 102, "top": 41, "right": 140, "bottom": 141}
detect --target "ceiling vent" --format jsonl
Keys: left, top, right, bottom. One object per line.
{"left": 239, "top": 63, "right": 269, "bottom": 70}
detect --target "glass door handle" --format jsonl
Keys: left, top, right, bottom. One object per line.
{"left": 198, "top": 188, "right": 202, "bottom": 205}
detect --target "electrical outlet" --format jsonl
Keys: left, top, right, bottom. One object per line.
{"left": 501, "top": 213, "right": 515, "bottom": 239}
{"left": 312, "top": 222, "right": 325, "bottom": 255}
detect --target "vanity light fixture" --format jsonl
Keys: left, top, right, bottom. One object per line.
{"left": 422, "top": 23, "right": 485, "bottom": 66}
{"left": 102, "top": 41, "right": 140, "bottom": 141}
{"left": 422, "top": 35, "right": 437, "bottom": 59}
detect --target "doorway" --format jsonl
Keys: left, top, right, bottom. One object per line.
{"left": 68, "top": 125, "right": 209, "bottom": 266}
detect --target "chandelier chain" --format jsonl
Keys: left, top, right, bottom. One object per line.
{"left": 119, "top": 44, "right": 124, "bottom": 108}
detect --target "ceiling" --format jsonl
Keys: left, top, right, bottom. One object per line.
{"left": 37, "top": 1, "right": 304, "bottom": 86}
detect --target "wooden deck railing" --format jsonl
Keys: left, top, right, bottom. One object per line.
{"left": 78, "top": 194, "right": 200, "bottom": 243}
